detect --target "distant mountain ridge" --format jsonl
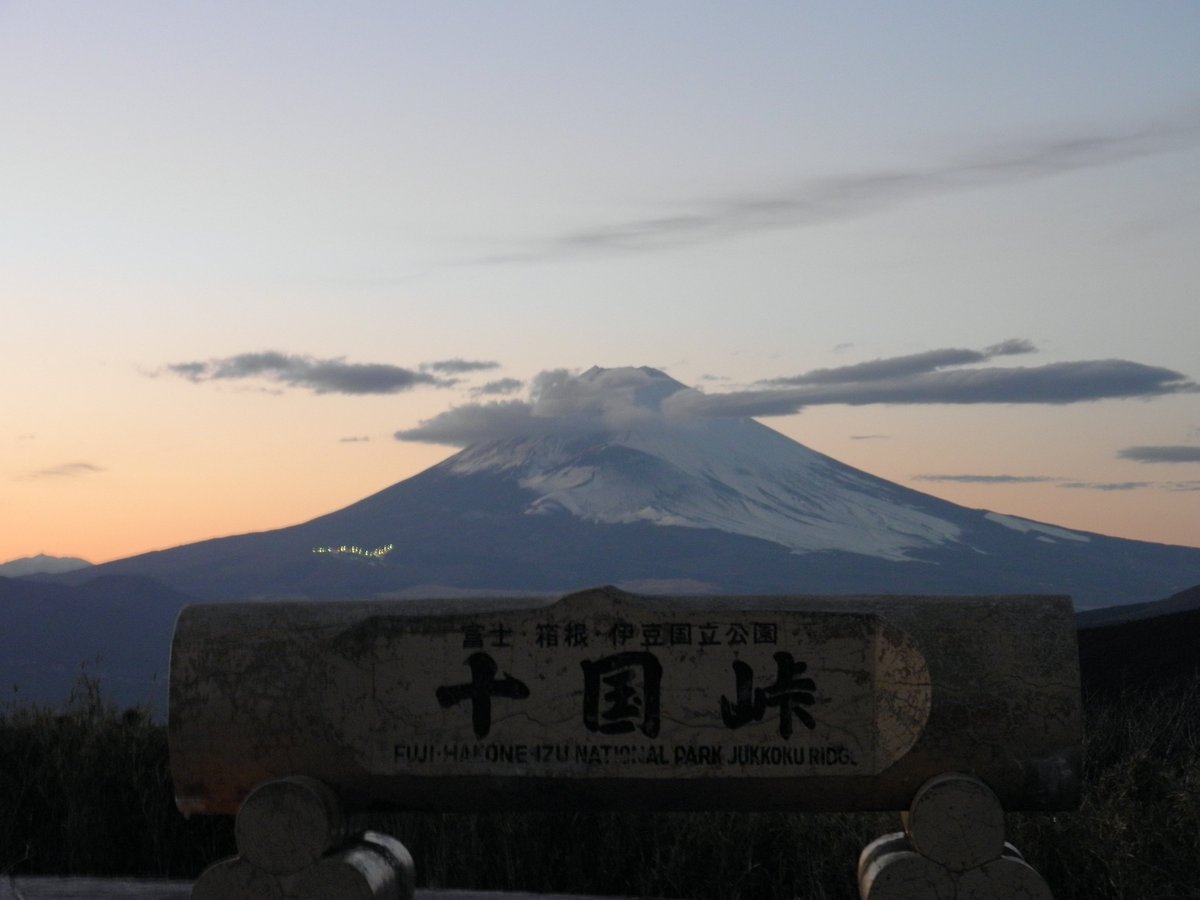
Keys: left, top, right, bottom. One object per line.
{"left": 1076, "top": 583, "right": 1200, "bottom": 627}
{"left": 58, "top": 366, "right": 1200, "bottom": 610}
{"left": 1077, "top": 585, "right": 1200, "bottom": 690}
{"left": 0, "top": 573, "right": 195, "bottom": 711}
{"left": 0, "top": 553, "right": 92, "bottom": 577}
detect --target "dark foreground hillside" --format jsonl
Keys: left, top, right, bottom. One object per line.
{"left": 1078, "top": 594, "right": 1200, "bottom": 691}
{"left": 1, "top": 618, "right": 1197, "bottom": 899}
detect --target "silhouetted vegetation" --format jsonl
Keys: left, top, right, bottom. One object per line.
{"left": 1, "top": 672, "right": 1197, "bottom": 898}
{"left": 0, "top": 677, "right": 232, "bottom": 878}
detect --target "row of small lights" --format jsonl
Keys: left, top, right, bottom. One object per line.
{"left": 312, "top": 543, "right": 395, "bottom": 559}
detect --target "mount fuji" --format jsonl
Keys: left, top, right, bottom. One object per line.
{"left": 65, "top": 366, "right": 1200, "bottom": 611}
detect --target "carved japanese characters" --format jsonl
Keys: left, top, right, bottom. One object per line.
{"left": 169, "top": 587, "right": 1081, "bottom": 816}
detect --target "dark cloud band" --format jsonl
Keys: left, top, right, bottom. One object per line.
{"left": 395, "top": 399, "right": 541, "bottom": 445}
{"left": 423, "top": 359, "right": 501, "bottom": 374}
{"left": 1118, "top": 445, "right": 1200, "bottom": 463}
{"left": 165, "top": 352, "right": 450, "bottom": 395}
{"left": 915, "top": 474, "right": 1059, "bottom": 485}
{"left": 26, "top": 462, "right": 105, "bottom": 479}
{"left": 1165, "top": 481, "right": 1200, "bottom": 492}
{"left": 395, "top": 348, "right": 1196, "bottom": 447}
{"left": 763, "top": 339, "right": 1035, "bottom": 387}
{"left": 471, "top": 378, "right": 525, "bottom": 397}
{"left": 917, "top": 476, "right": 1193, "bottom": 493}
{"left": 664, "top": 359, "right": 1195, "bottom": 418}
{"left": 1059, "top": 481, "right": 1155, "bottom": 492}
{"left": 477, "top": 115, "right": 1200, "bottom": 263}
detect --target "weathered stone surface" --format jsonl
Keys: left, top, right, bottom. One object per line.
{"left": 901, "top": 773, "right": 1006, "bottom": 870}
{"left": 856, "top": 789, "right": 1055, "bottom": 898}
{"left": 857, "top": 831, "right": 911, "bottom": 882}
{"left": 170, "top": 587, "right": 1081, "bottom": 814}
{"left": 286, "top": 838, "right": 411, "bottom": 900}
{"left": 956, "top": 854, "right": 1054, "bottom": 900}
{"left": 235, "top": 775, "right": 362, "bottom": 875}
{"left": 358, "top": 831, "right": 416, "bottom": 900}
{"left": 190, "top": 856, "right": 281, "bottom": 900}
{"left": 858, "top": 848, "right": 956, "bottom": 900}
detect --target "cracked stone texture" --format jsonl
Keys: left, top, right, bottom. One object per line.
{"left": 956, "top": 855, "right": 1054, "bottom": 900}
{"left": 169, "top": 587, "right": 1081, "bottom": 815}
{"left": 859, "top": 822, "right": 1053, "bottom": 900}
{"left": 858, "top": 848, "right": 956, "bottom": 900}
{"left": 288, "top": 833, "right": 414, "bottom": 900}
{"left": 902, "top": 773, "right": 1006, "bottom": 870}
{"left": 191, "top": 856, "right": 282, "bottom": 900}
{"left": 858, "top": 831, "right": 912, "bottom": 879}
{"left": 235, "top": 776, "right": 365, "bottom": 875}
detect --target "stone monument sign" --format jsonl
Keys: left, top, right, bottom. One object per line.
{"left": 169, "top": 586, "right": 1081, "bottom": 817}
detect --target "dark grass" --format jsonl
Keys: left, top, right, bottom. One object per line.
{"left": 0, "top": 678, "right": 233, "bottom": 878}
{"left": 1, "top": 673, "right": 1197, "bottom": 898}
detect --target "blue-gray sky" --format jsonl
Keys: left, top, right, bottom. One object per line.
{"left": 2, "top": 2, "right": 1197, "bottom": 561}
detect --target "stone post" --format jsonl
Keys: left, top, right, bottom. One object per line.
{"left": 192, "top": 778, "right": 414, "bottom": 900}
{"left": 857, "top": 773, "right": 1054, "bottom": 900}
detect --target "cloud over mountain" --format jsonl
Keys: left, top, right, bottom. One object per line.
{"left": 396, "top": 346, "right": 1196, "bottom": 447}
{"left": 396, "top": 367, "right": 667, "bottom": 445}
{"left": 472, "top": 378, "right": 525, "bottom": 396}
{"left": 664, "top": 359, "right": 1195, "bottom": 418}
{"left": 395, "top": 399, "right": 545, "bottom": 446}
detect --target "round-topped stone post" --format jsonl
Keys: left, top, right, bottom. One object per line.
{"left": 901, "top": 773, "right": 1006, "bottom": 871}
{"left": 235, "top": 776, "right": 362, "bottom": 875}
{"left": 858, "top": 773, "right": 1056, "bottom": 900}
{"left": 192, "top": 856, "right": 283, "bottom": 900}
{"left": 288, "top": 832, "right": 415, "bottom": 900}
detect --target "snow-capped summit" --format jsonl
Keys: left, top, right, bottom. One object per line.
{"left": 68, "top": 365, "right": 1199, "bottom": 609}
{"left": 448, "top": 367, "right": 964, "bottom": 561}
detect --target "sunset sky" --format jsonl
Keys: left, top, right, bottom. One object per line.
{"left": 3, "top": 2, "right": 1198, "bottom": 565}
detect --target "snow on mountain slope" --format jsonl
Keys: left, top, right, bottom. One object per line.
{"left": 984, "top": 512, "right": 1091, "bottom": 543}
{"left": 63, "top": 364, "right": 1197, "bottom": 608}
{"left": 446, "top": 367, "right": 963, "bottom": 561}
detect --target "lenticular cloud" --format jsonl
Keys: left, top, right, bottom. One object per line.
{"left": 395, "top": 347, "right": 1195, "bottom": 447}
